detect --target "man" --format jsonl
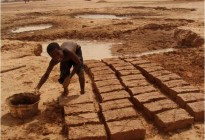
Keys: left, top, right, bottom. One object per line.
{"left": 35, "top": 42, "right": 85, "bottom": 96}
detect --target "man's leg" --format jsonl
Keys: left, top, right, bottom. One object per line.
{"left": 76, "top": 68, "right": 85, "bottom": 94}
{"left": 75, "top": 46, "right": 85, "bottom": 94}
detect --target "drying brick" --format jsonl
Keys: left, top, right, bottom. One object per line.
{"left": 64, "top": 103, "right": 96, "bottom": 115}
{"left": 107, "top": 118, "right": 146, "bottom": 140}
{"left": 186, "top": 101, "right": 204, "bottom": 121}
{"left": 154, "top": 108, "right": 194, "bottom": 132}
{"left": 100, "top": 90, "right": 130, "bottom": 102}
{"left": 129, "top": 85, "right": 157, "bottom": 96}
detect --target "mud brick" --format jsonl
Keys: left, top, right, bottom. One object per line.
{"left": 138, "top": 63, "right": 161, "bottom": 68}
{"left": 156, "top": 74, "right": 182, "bottom": 83}
{"left": 84, "top": 60, "right": 101, "bottom": 69}
{"left": 142, "top": 66, "right": 164, "bottom": 73}
{"left": 65, "top": 113, "right": 100, "bottom": 126}
{"left": 163, "top": 79, "right": 190, "bottom": 89}
{"left": 89, "top": 66, "right": 111, "bottom": 73}
{"left": 186, "top": 101, "right": 204, "bottom": 121}
{"left": 117, "top": 69, "right": 141, "bottom": 76}
{"left": 86, "top": 62, "right": 107, "bottom": 69}
{"left": 149, "top": 70, "right": 172, "bottom": 77}
{"left": 110, "top": 62, "right": 132, "bottom": 68}
{"left": 100, "top": 90, "right": 130, "bottom": 102}
{"left": 168, "top": 85, "right": 200, "bottom": 99}
{"left": 59, "top": 94, "right": 92, "bottom": 106}
{"left": 101, "top": 58, "right": 121, "bottom": 65}
{"left": 94, "top": 79, "right": 121, "bottom": 88}
{"left": 92, "top": 69, "right": 115, "bottom": 77}
{"left": 68, "top": 124, "right": 107, "bottom": 140}
{"left": 129, "top": 85, "right": 157, "bottom": 96}
{"left": 64, "top": 103, "right": 96, "bottom": 115}
{"left": 123, "top": 79, "right": 150, "bottom": 88}
{"left": 124, "top": 58, "right": 140, "bottom": 62}
{"left": 97, "top": 85, "right": 124, "bottom": 94}
{"left": 107, "top": 118, "right": 146, "bottom": 140}
{"left": 120, "top": 74, "right": 145, "bottom": 82}
{"left": 133, "top": 92, "right": 167, "bottom": 109}
{"left": 131, "top": 59, "right": 151, "bottom": 66}
{"left": 176, "top": 93, "right": 204, "bottom": 108}
{"left": 93, "top": 74, "right": 117, "bottom": 82}
{"left": 100, "top": 99, "right": 133, "bottom": 112}
{"left": 103, "top": 107, "right": 138, "bottom": 122}
{"left": 143, "top": 99, "right": 178, "bottom": 120}
{"left": 154, "top": 108, "right": 194, "bottom": 132}
{"left": 113, "top": 65, "right": 136, "bottom": 71}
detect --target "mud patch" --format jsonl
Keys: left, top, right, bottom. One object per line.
{"left": 11, "top": 24, "right": 52, "bottom": 33}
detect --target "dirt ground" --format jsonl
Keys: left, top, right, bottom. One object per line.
{"left": 1, "top": 0, "right": 204, "bottom": 139}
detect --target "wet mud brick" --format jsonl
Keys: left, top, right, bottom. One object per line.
{"left": 176, "top": 93, "right": 204, "bottom": 108}
{"left": 84, "top": 60, "right": 101, "bottom": 70}
{"left": 140, "top": 65, "right": 165, "bottom": 74}
{"left": 103, "top": 107, "right": 138, "bottom": 122}
{"left": 186, "top": 101, "right": 204, "bottom": 121}
{"left": 92, "top": 69, "right": 115, "bottom": 78}
{"left": 129, "top": 85, "right": 157, "bottom": 96}
{"left": 109, "top": 62, "right": 132, "bottom": 68}
{"left": 96, "top": 85, "right": 124, "bottom": 94}
{"left": 94, "top": 79, "right": 121, "bottom": 88}
{"left": 154, "top": 108, "right": 194, "bottom": 132}
{"left": 133, "top": 92, "right": 167, "bottom": 109}
{"left": 162, "top": 79, "right": 190, "bottom": 89}
{"left": 89, "top": 66, "right": 111, "bottom": 74}
{"left": 101, "top": 58, "right": 121, "bottom": 65}
{"left": 64, "top": 103, "right": 96, "bottom": 115}
{"left": 122, "top": 79, "right": 150, "bottom": 88}
{"left": 65, "top": 113, "right": 100, "bottom": 126}
{"left": 168, "top": 85, "right": 200, "bottom": 99}
{"left": 93, "top": 74, "right": 117, "bottom": 82}
{"left": 85, "top": 62, "right": 107, "bottom": 70}
{"left": 129, "top": 59, "right": 151, "bottom": 66}
{"left": 68, "top": 124, "right": 107, "bottom": 140}
{"left": 100, "top": 99, "right": 133, "bottom": 112}
{"left": 112, "top": 65, "right": 136, "bottom": 71}
{"left": 117, "top": 69, "right": 141, "bottom": 76}
{"left": 155, "top": 74, "right": 182, "bottom": 84}
{"left": 147, "top": 70, "right": 172, "bottom": 82}
{"left": 59, "top": 94, "right": 92, "bottom": 106}
{"left": 107, "top": 118, "right": 146, "bottom": 140}
{"left": 120, "top": 74, "right": 145, "bottom": 82}
{"left": 100, "top": 90, "right": 130, "bottom": 102}
{"left": 143, "top": 99, "right": 178, "bottom": 120}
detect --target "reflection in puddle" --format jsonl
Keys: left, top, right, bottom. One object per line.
{"left": 11, "top": 24, "right": 52, "bottom": 33}
{"left": 75, "top": 14, "right": 130, "bottom": 20}
{"left": 41, "top": 40, "right": 115, "bottom": 60}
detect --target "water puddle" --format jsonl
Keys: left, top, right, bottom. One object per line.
{"left": 11, "top": 24, "right": 52, "bottom": 33}
{"left": 75, "top": 14, "right": 130, "bottom": 20}
{"left": 124, "top": 48, "right": 177, "bottom": 57}
{"left": 41, "top": 40, "right": 115, "bottom": 60}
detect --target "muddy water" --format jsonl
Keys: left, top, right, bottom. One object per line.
{"left": 41, "top": 40, "right": 115, "bottom": 60}
{"left": 75, "top": 14, "right": 130, "bottom": 20}
{"left": 11, "top": 24, "right": 52, "bottom": 33}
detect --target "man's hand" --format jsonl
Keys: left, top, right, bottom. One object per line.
{"left": 35, "top": 88, "right": 41, "bottom": 96}
{"left": 63, "top": 76, "right": 70, "bottom": 89}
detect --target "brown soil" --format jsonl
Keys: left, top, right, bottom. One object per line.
{"left": 1, "top": 0, "right": 204, "bottom": 139}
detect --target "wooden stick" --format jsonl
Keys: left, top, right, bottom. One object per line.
{"left": 1, "top": 65, "right": 26, "bottom": 73}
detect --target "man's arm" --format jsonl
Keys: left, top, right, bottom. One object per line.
{"left": 35, "top": 59, "right": 58, "bottom": 95}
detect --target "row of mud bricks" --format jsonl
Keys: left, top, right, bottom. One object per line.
{"left": 61, "top": 56, "right": 204, "bottom": 140}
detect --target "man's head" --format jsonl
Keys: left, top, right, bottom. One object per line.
{"left": 47, "top": 42, "right": 64, "bottom": 62}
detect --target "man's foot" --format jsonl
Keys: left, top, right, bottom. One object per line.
{"left": 80, "top": 90, "right": 85, "bottom": 95}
